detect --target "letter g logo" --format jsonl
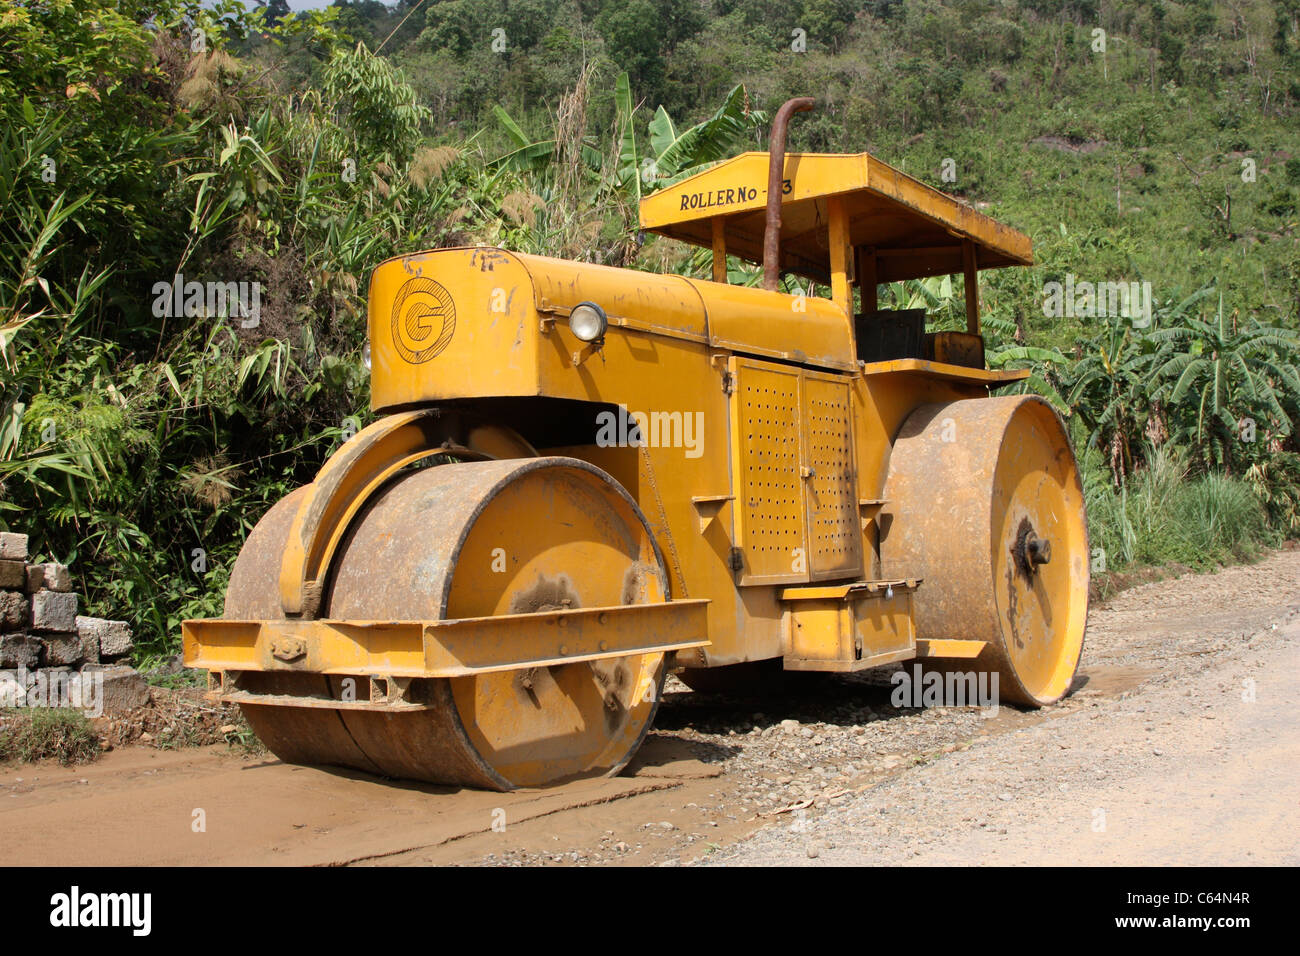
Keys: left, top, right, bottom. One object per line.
{"left": 390, "top": 277, "right": 456, "bottom": 363}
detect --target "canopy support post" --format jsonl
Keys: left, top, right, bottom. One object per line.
{"left": 711, "top": 217, "right": 727, "bottom": 284}
{"left": 963, "top": 239, "right": 980, "bottom": 335}
{"left": 828, "top": 196, "right": 852, "bottom": 322}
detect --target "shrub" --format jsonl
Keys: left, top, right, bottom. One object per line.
{"left": 0, "top": 709, "right": 101, "bottom": 766}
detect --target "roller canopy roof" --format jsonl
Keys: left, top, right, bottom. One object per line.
{"left": 638, "top": 151, "right": 1033, "bottom": 285}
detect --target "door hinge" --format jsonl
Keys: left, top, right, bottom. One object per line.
{"left": 721, "top": 371, "right": 735, "bottom": 395}
{"left": 728, "top": 547, "right": 744, "bottom": 572}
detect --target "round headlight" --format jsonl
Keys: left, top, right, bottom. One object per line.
{"left": 569, "top": 302, "right": 608, "bottom": 343}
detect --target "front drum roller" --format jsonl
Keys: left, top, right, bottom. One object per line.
{"left": 881, "top": 395, "right": 1089, "bottom": 706}
{"left": 224, "top": 455, "right": 669, "bottom": 790}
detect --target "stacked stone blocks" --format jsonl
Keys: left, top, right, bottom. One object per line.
{"left": 0, "top": 532, "right": 136, "bottom": 670}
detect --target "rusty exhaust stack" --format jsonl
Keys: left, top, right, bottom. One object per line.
{"left": 762, "top": 97, "right": 815, "bottom": 292}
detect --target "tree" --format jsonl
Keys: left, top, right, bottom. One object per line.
{"left": 1149, "top": 293, "right": 1300, "bottom": 470}
{"left": 323, "top": 43, "right": 431, "bottom": 161}
{"left": 263, "top": 0, "right": 292, "bottom": 28}
{"left": 1066, "top": 313, "right": 1165, "bottom": 482}
{"left": 597, "top": 0, "right": 664, "bottom": 90}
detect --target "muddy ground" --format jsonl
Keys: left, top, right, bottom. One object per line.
{"left": 1, "top": 549, "right": 1296, "bottom": 867}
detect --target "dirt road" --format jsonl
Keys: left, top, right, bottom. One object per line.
{"left": 2, "top": 549, "right": 1296, "bottom": 867}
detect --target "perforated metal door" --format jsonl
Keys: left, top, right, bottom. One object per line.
{"left": 730, "top": 358, "right": 805, "bottom": 584}
{"left": 803, "top": 372, "right": 862, "bottom": 578}
{"left": 728, "top": 357, "right": 863, "bottom": 585}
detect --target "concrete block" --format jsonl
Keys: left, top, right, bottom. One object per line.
{"left": 32, "top": 562, "right": 71, "bottom": 592}
{"left": 77, "top": 616, "right": 134, "bottom": 659}
{"left": 0, "top": 532, "right": 27, "bottom": 561}
{"left": 77, "top": 626, "right": 101, "bottom": 665}
{"left": 30, "top": 590, "right": 77, "bottom": 632}
{"left": 0, "top": 560, "right": 24, "bottom": 590}
{"left": 100, "top": 620, "right": 133, "bottom": 658}
{"left": 76, "top": 616, "right": 105, "bottom": 644}
{"left": 41, "top": 633, "right": 83, "bottom": 666}
{"left": 0, "top": 633, "right": 39, "bottom": 669}
{"left": 0, "top": 591, "right": 28, "bottom": 630}
{"left": 80, "top": 664, "right": 150, "bottom": 714}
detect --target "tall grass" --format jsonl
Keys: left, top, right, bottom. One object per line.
{"left": 1086, "top": 445, "right": 1275, "bottom": 573}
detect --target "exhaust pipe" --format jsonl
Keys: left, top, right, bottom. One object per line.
{"left": 762, "top": 97, "right": 815, "bottom": 291}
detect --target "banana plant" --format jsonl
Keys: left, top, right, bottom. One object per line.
{"left": 988, "top": 344, "right": 1071, "bottom": 409}
{"left": 1066, "top": 313, "right": 1165, "bottom": 480}
{"left": 489, "top": 104, "right": 603, "bottom": 175}
{"left": 1148, "top": 292, "right": 1300, "bottom": 468}
{"left": 881, "top": 275, "right": 960, "bottom": 323}
{"left": 633, "top": 82, "right": 767, "bottom": 196}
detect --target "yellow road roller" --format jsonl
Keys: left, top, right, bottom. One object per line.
{"left": 183, "top": 99, "right": 1088, "bottom": 790}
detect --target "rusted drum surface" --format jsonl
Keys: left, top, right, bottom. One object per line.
{"left": 881, "top": 395, "right": 1089, "bottom": 706}
{"left": 225, "top": 457, "right": 667, "bottom": 790}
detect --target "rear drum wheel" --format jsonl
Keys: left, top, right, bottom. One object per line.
{"left": 881, "top": 395, "right": 1089, "bottom": 706}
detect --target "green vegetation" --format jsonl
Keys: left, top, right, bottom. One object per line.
{"left": 222, "top": 718, "right": 269, "bottom": 755}
{"left": 1, "top": 0, "right": 1298, "bottom": 662}
{"left": 1085, "top": 444, "right": 1274, "bottom": 571}
{"left": 0, "top": 709, "right": 101, "bottom": 766}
